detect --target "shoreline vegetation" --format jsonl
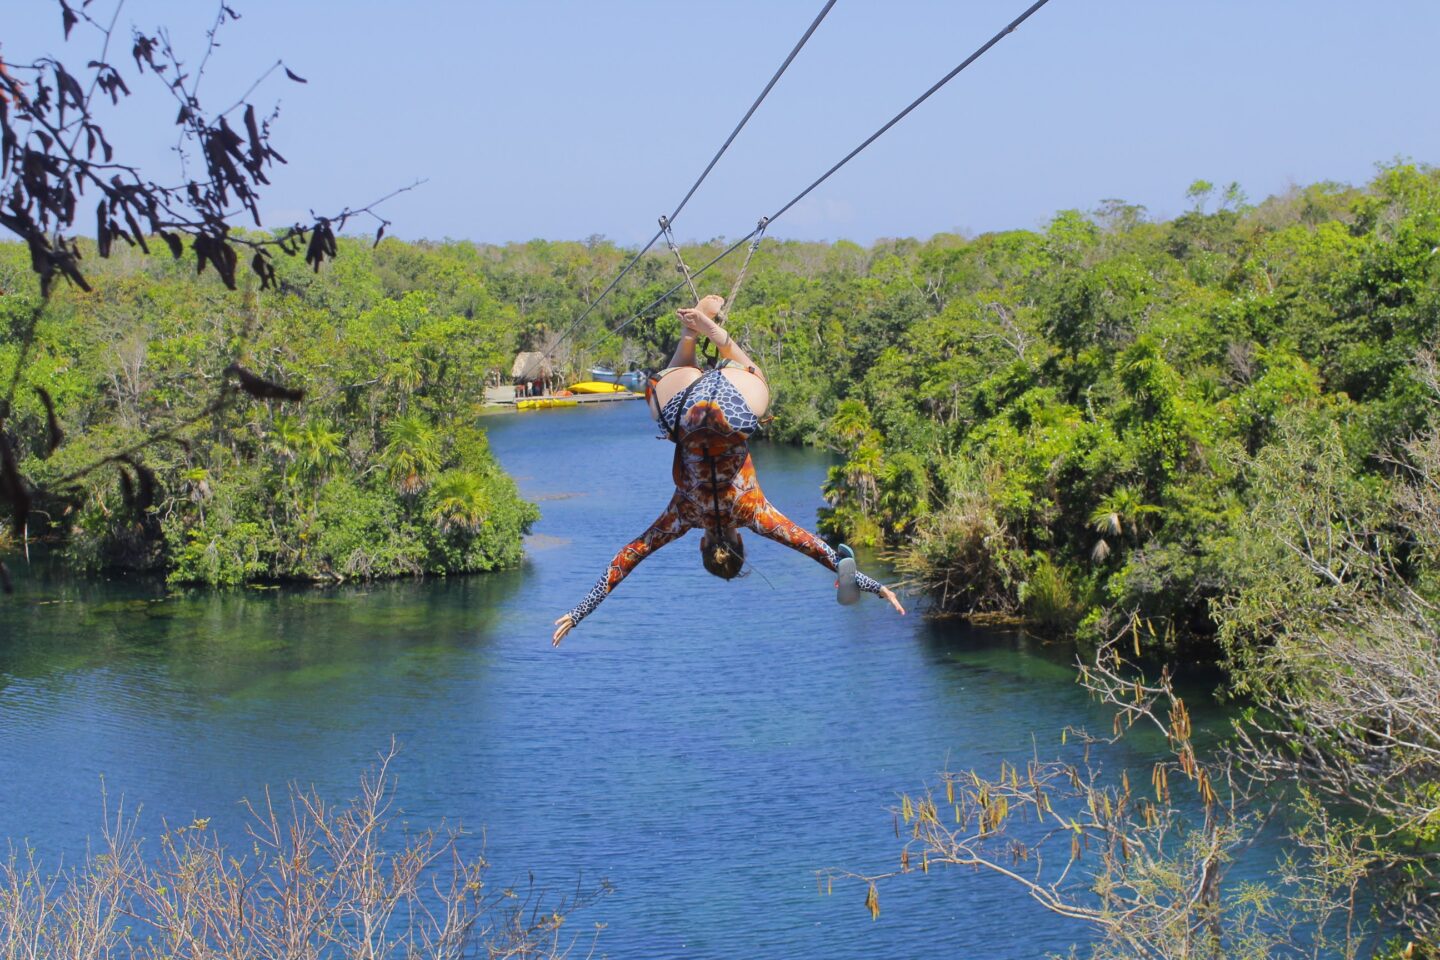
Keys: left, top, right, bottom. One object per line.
{"left": 1, "top": 236, "right": 541, "bottom": 586}
{"left": 0, "top": 164, "right": 1431, "bottom": 642}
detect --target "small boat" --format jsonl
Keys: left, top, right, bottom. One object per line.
{"left": 569, "top": 381, "right": 631, "bottom": 394}
{"left": 586, "top": 367, "right": 648, "bottom": 388}
{"left": 517, "top": 397, "right": 579, "bottom": 410}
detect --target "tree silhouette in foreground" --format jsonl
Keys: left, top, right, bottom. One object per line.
{"left": 0, "top": 0, "right": 410, "bottom": 590}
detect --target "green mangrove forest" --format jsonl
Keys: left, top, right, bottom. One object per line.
{"left": 0, "top": 237, "right": 539, "bottom": 584}
{"left": 6, "top": 164, "right": 1436, "bottom": 645}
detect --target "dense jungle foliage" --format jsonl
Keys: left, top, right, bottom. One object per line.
{"left": 0, "top": 241, "right": 538, "bottom": 584}
{"left": 3, "top": 163, "right": 1437, "bottom": 632}
{"left": 614, "top": 164, "right": 1440, "bottom": 656}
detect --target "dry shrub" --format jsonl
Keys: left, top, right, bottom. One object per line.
{"left": 894, "top": 460, "right": 1021, "bottom": 616}
{"left": 1218, "top": 415, "right": 1440, "bottom": 937}
{"left": 0, "top": 747, "right": 608, "bottom": 959}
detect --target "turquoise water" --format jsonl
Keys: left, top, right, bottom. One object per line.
{"left": 2, "top": 401, "right": 1186, "bottom": 957}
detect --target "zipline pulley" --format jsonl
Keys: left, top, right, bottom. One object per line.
{"left": 531, "top": 0, "right": 1053, "bottom": 368}
{"left": 659, "top": 215, "right": 701, "bottom": 303}
{"left": 717, "top": 216, "right": 770, "bottom": 325}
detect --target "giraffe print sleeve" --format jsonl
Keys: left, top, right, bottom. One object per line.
{"left": 566, "top": 499, "right": 692, "bottom": 626}
{"left": 744, "top": 500, "right": 885, "bottom": 596}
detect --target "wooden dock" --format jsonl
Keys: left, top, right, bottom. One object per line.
{"left": 487, "top": 387, "right": 643, "bottom": 408}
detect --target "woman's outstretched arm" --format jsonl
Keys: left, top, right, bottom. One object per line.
{"left": 744, "top": 501, "right": 905, "bottom": 615}
{"left": 553, "top": 500, "right": 692, "bottom": 644}
{"left": 667, "top": 328, "right": 699, "bottom": 369}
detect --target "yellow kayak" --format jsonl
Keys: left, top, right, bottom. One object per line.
{"left": 569, "top": 381, "right": 631, "bottom": 394}
{"left": 517, "top": 398, "right": 579, "bottom": 410}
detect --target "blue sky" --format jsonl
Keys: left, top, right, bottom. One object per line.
{"left": 7, "top": 1, "right": 1440, "bottom": 246}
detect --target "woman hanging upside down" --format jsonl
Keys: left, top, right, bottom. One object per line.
{"left": 552, "top": 294, "right": 905, "bottom": 645}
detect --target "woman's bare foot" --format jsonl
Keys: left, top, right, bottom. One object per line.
{"left": 677, "top": 307, "right": 725, "bottom": 343}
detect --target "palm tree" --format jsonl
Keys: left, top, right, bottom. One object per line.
{"left": 846, "top": 440, "right": 885, "bottom": 512}
{"left": 268, "top": 415, "right": 303, "bottom": 467}
{"left": 1089, "top": 487, "right": 1162, "bottom": 563}
{"left": 829, "top": 399, "right": 873, "bottom": 453}
{"left": 384, "top": 354, "right": 425, "bottom": 397}
{"left": 428, "top": 471, "right": 490, "bottom": 534}
{"left": 296, "top": 421, "right": 343, "bottom": 478}
{"left": 382, "top": 414, "right": 441, "bottom": 495}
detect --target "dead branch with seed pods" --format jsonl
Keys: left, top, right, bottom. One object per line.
{"left": 824, "top": 613, "right": 1392, "bottom": 960}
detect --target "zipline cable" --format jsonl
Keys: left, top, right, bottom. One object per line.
{"left": 591, "top": 229, "right": 764, "bottom": 351}
{"left": 664, "top": 0, "right": 838, "bottom": 229}
{"left": 524, "top": 0, "right": 838, "bottom": 378}
{"left": 770, "top": 0, "right": 1051, "bottom": 225}
{"left": 592, "top": 0, "right": 1055, "bottom": 350}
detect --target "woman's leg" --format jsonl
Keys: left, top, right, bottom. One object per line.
{"left": 668, "top": 331, "right": 699, "bottom": 369}
{"left": 648, "top": 324, "right": 705, "bottom": 422}
{"left": 647, "top": 365, "right": 701, "bottom": 421}
{"left": 650, "top": 296, "right": 725, "bottom": 421}
{"left": 670, "top": 295, "right": 723, "bottom": 368}
{"left": 689, "top": 315, "right": 769, "bottom": 417}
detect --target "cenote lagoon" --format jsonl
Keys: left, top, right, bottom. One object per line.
{"left": 1, "top": 401, "right": 1239, "bottom": 958}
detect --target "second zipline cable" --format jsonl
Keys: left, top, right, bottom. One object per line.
{"left": 596, "top": 0, "right": 1055, "bottom": 348}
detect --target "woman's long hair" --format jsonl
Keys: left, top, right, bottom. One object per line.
{"left": 701, "top": 532, "right": 746, "bottom": 580}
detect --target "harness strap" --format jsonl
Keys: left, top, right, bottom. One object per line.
{"left": 705, "top": 217, "right": 769, "bottom": 369}
{"left": 663, "top": 373, "right": 704, "bottom": 443}
{"left": 707, "top": 446, "right": 725, "bottom": 540}
{"left": 661, "top": 215, "right": 728, "bottom": 368}
{"left": 715, "top": 217, "right": 769, "bottom": 326}
{"left": 659, "top": 216, "right": 701, "bottom": 303}
{"left": 664, "top": 215, "right": 769, "bottom": 369}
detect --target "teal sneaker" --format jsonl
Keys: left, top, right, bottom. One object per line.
{"left": 836, "top": 543, "right": 860, "bottom": 605}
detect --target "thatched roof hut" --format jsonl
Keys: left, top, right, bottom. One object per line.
{"left": 511, "top": 351, "right": 554, "bottom": 382}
